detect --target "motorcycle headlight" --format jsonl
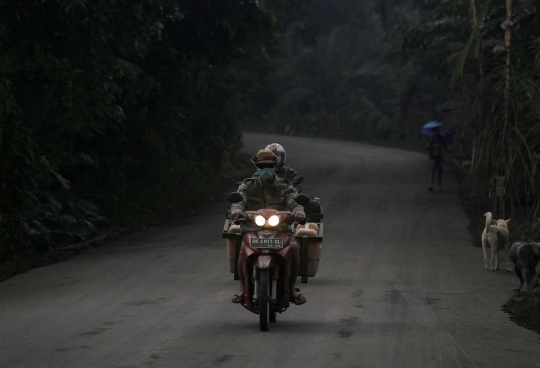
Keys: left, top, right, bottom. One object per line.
{"left": 268, "top": 215, "right": 280, "bottom": 227}
{"left": 254, "top": 215, "right": 266, "bottom": 226}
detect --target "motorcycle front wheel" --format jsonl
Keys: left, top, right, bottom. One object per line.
{"left": 269, "top": 277, "right": 277, "bottom": 323}
{"left": 259, "top": 268, "right": 269, "bottom": 331}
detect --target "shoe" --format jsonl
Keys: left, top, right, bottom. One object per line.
{"left": 427, "top": 187, "right": 433, "bottom": 192}
{"left": 290, "top": 293, "right": 307, "bottom": 305}
{"left": 231, "top": 294, "right": 245, "bottom": 304}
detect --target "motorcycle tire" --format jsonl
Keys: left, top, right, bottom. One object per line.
{"left": 259, "top": 268, "right": 269, "bottom": 331}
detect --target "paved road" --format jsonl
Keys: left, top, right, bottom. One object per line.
{"left": 0, "top": 132, "right": 538, "bottom": 368}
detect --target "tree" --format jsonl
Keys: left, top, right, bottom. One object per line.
{"left": 0, "top": 0, "right": 297, "bottom": 260}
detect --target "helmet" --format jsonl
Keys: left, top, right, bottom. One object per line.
{"left": 265, "top": 143, "right": 286, "bottom": 165}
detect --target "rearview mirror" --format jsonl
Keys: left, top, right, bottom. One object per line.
{"left": 227, "top": 192, "right": 243, "bottom": 204}
{"left": 294, "top": 193, "right": 310, "bottom": 206}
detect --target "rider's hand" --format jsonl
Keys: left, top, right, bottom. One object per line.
{"left": 231, "top": 212, "right": 242, "bottom": 221}
{"left": 294, "top": 212, "right": 306, "bottom": 222}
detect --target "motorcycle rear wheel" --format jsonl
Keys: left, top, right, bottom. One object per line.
{"left": 259, "top": 268, "right": 269, "bottom": 331}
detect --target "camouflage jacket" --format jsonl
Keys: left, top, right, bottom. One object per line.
{"left": 231, "top": 176, "right": 305, "bottom": 215}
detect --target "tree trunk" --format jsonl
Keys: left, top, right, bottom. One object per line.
{"left": 470, "top": 0, "right": 484, "bottom": 81}
{"left": 500, "top": 0, "right": 513, "bottom": 217}
{"left": 504, "top": 0, "right": 512, "bottom": 130}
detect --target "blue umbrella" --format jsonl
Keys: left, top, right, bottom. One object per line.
{"left": 423, "top": 121, "right": 443, "bottom": 130}
{"left": 419, "top": 124, "right": 455, "bottom": 139}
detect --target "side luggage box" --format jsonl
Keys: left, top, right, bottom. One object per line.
{"left": 295, "top": 222, "right": 324, "bottom": 283}
{"left": 223, "top": 219, "right": 241, "bottom": 280}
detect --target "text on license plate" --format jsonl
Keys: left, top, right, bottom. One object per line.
{"left": 250, "top": 238, "right": 283, "bottom": 249}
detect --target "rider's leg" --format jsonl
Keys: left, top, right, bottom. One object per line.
{"left": 289, "top": 241, "right": 300, "bottom": 297}
{"left": 239, "top": 248, "right": 246, "bottom": 296}
{"left": 232, "top": 248, "right": 246, "bottom": 303}
{"left": 288, "top": 240, "right": 306, "bottom": 304}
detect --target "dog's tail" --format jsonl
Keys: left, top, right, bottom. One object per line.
{"left": 484, "top": 212, "right": 492, "bottom": 234}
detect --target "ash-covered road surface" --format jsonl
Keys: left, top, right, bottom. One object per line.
{"left": 0, "top": 132, "right": 538, "bottom": 368}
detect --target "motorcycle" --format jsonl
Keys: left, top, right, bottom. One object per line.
{"left": 223, "top": 192, "right": 322, "bottom": 331}
{"left": 230, "top": 181, "right": 324, "bottom": 283}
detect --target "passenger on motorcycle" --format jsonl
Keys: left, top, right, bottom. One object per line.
{"left": 231, "top": 149, "right": 307, "bottom": 305}
{"left": 254, "top": 143, "right": 303, "bottom": 192}
{"left": 254, "top": 143, "right": 321, "bottom": 215}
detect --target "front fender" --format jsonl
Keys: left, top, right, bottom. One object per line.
{"left": 257, "top": 255, "right": 273, "bottom": 269}
{"left": 253, "top": 255, "right": 281, "bottom": 280}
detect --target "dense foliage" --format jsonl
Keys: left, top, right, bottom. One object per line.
{"left": 0, "top": 0, "right": 293, "bottom": 260}
{"left": 245, "top": 0, "right": 540, "bottom": 220}
{"left": 409, "top": 0, "right": 540, "bottom": 219}
{"left": 244, "top": 0, "right": 447, "bottom": 145}
{"left": 4, "top": 0, "right": 540, "bottom": 264}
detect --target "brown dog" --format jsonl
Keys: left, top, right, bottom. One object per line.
{"left": 510, "top": 241, "right": 540, "bottom": 294}
{"left": 533, "top": 270, "right": 540, "bottom": 297}
{"left": 481, "top": 212, "right": 511, "bottom": 271}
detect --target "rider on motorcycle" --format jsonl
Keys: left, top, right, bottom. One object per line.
{"left": 255, "top": 143, "right": 320, "bottom": 215}
{"left": 230, "top": 149, "right": 307, "bottom": 305}
{"left": 254, "top": 143, "right": 303, "bottom": 193}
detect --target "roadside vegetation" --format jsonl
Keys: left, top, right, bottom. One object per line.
{"left": 244, "top": 0, "right": 540, "bottom": 223}
{"left": 0, "top": 0, "right": 307, "bottom": 278}
{"left": 502, "top": 293, "right": 540, "bottom": 334}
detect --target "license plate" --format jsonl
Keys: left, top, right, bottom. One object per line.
{"left": 250, "top": 238, "right": 283, "bottom": 249}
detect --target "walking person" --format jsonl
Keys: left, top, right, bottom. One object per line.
{"left": 427, "top": 126, "right": 447, "bottom": 192}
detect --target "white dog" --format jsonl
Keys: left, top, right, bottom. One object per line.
{"left": 481, "top": 212, "right": 511, "bottom": 271}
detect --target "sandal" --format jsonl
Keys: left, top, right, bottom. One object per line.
{"left": 290, "top": 293, "right": 307, "bottom": 305}
{"left": 231, "top": 294, "right": 245, "bottom": 304}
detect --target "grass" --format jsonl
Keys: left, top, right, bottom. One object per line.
{"left": 502, "top": 292, "right": 540, "bottom": 334}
